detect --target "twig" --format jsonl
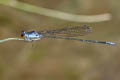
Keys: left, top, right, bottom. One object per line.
{"left": 0, "top": 38, "right": 24, "bottom": 43}
{"left": 0, "top": 0, "right": 112, "bottom": 23}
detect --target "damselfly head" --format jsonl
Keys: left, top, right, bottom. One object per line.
{"left": 21, "top": 31, "right": 26, "bottom": 38}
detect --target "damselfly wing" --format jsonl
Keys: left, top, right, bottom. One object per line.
{"left": 38, "top": 25, "right": 92, "bottom": 37}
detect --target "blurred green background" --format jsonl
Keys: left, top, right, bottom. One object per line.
{"left": 0, "top": 0, "right": 120, "bottom": 80}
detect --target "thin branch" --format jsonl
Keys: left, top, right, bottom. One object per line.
{"left": 0, "top": 0, "right": 112, "bottom": 23}
{"left": 0, "top": 38, "right": 24, "bottom": 43}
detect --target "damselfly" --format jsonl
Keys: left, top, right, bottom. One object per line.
{"left": 21, "top": 25, "right": 115, "bottom": 46}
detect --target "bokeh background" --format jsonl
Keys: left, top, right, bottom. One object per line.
{"left": 0, "top": 0, "right": 120, "bottom": 80}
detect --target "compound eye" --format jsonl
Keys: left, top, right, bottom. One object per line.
{"left": 21, "top": 34, "right": 25, "bottom": 38}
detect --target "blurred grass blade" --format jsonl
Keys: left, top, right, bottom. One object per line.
{"left": 0, "top": 0, "right": 112, "bottom": 23}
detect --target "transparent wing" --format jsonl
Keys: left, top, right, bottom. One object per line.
{"left": 38, "top": 25, "right": 92, "bottom": 37}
